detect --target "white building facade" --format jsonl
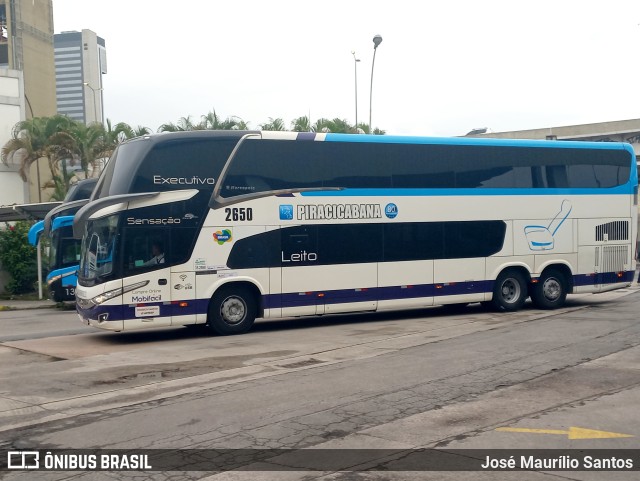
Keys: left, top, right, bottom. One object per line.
{"left": 0, "top": 67, "right": 28, "bottom": 205}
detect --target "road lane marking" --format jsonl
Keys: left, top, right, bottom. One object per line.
{"left": 496, "top": 426, "right": 634, "bottom": 439}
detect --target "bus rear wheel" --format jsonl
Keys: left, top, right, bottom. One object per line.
{"left": 531, "top": 268, "right": 567, "bottom": 309}
{"left": 207, "top": 286, "right": 257, "bottom": 335}
{"left": 492, "top": 270, "right": 527, "bottom": 311}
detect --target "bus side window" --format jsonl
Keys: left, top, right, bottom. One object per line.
{"left": 122, "top": 228, "right": 169, "bottom": 272}
{"left": 545, "top": 165, "right": 568, "bottom": 188}
{"left": 282, "top": 227, "right": 318, "bottom": 266}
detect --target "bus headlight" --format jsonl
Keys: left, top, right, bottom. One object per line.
{"left": 88, "top": 280, "right": 150, "bottom": 307}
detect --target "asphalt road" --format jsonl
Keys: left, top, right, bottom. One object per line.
{"left": 1, "top": 287, "right": 639, "bottom": 480}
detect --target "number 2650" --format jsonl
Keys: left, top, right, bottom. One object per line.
{"left": 225, "top": 207, "right": 253, "bottom": 222}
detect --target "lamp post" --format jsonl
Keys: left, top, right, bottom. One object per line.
{"left": 83, "top": 82, "right": 103, "bottom": 124}
{"left": 369, "top": 34, "right": 382, "bottom": 134}
{"left": 351, "top": 51, "right": 361, "bottom": 131}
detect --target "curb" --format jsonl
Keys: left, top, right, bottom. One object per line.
{"left": 0, "top": 302, "right": 60, "bottom": 311}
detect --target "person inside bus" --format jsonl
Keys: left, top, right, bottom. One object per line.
{"left": 143, "top": 241, "right": 165, "bottom": 266}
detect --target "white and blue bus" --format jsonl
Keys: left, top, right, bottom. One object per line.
{"left": 73, "top": 131, "right": 638, "bottom": 334}
{"left": 28, "top": 178, "right": 97, "bottom": 301}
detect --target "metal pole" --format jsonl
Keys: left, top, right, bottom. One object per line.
{"left": 84, "top": 83, "right": 99, "bottom": 123}
{"left": 352, "top": 51, "right": 360, "bottom": 130}
{"left": 369, "top": 35, "right": 382, "bottom": 134}
{"left": 37, "top": 239, "right": 43, "bottom": 300}
{"left": 36, "top": 159, "right": 41, "bottom": 202}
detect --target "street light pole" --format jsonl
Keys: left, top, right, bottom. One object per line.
{"left": 369, "top": 34, "right": 382, "bottom": 134}
{"left": 83, "top": 82, "right": 102, "bottom": 124}
{"left": 351, "top": 51, "right": 361, "bottom": 131}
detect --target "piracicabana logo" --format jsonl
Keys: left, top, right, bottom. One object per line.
{"left": 279, "top": 205, "right": 294, "bottom": 220}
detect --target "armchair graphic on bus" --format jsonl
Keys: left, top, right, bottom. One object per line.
{"left": 524, "top": 199, "right": 572, "bottom": 251}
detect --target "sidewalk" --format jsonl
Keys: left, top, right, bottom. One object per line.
{"left": 0, "top": 298, "right": 59, "bottom": 310}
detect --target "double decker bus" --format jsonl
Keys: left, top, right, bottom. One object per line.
{"left": 28, "top": 178, "right": 97, "bottom": 301}
{"left": 74, "top": 131, "right": 638, "bottom": 334}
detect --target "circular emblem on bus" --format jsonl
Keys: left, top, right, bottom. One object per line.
{"left": 385, "top": 203, "right": 398, "bottom": 219}
{"left": 213, "top": 229, "right": 232, "bottom": 245}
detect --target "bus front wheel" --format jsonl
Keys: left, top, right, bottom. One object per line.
{"left": 207, "top": 286, "right": 257, "bottom": 335}
{"left": 531, "top": 269, "right": 567, "bottom": 310}
{"left": 492, "top": 270, "right": 528, "bottom": 311}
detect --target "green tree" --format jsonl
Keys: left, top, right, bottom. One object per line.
{"left": 312, "top": 118, "right": 332, "bottom": 133}
{"left": 200, "top": 110, "right": 248, "bottom": 130}
{"left": 260, "top": 118, "right": 286, "bottom": 131}
{"left": 1, "top": 115, "right": 78, "bottom": 184}
{"left": 0, "top": 222, "right": 37, "bottom": 294}
{"left": 290, "top": 116, "right": 312, "bottom": 132}
{"left": 157, "top": 115, "right": 202, "bottom": 132}
{"left": 131, "top": 125, "right": 152, "bottom": 137}
{"left": 45, "top": 158, "right": 77, "bottom": 201}
{"left": 67, "top": 122, "right": 109, "bottom": 179}
{"left": 312, "top": 118, "right": 357, "bottom": 134}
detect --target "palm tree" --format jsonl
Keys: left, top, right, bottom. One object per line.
{"left": 312, "top": 118, "right": 356, "bottom": 134}
{"left": 355, "top": 122, "right": 369, "bottom": 134}
{"left": 157, "top": 122, "right": 180, "bottom": 133}
{"left": 102, "top": 119, "right": 134, "bottom": 144}
{"left": 329, "top": 118, "right": 354, "bottom": 133}
{"left": 158, "top": 116, "right": 202, "bottom": 132}
{"left": 1, "top": 115, "right": 77, "bottom": 182}
{"left": 68, "top": 122, "right": 110, "bottom": 179}
{"left": 201, "top": 110, "right": 248, "bottom": 130}
{"left": 131, "top": 125, "right": 152, "bottom": 137}
{"left": 44, "top": 157, "right": 76, "bottom": 201}
{"left": 260, "top": 118, "right": 286, "bottom": 131}
{"left": 290, "top": 116, "right": 313, "bottom": 132}
{"left": 313, "top": 118, "right": 332, "bottom": 133}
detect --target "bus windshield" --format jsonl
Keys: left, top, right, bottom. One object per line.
{"left": 79, "top": 214, "right": 119, "bottom": 286}
{"left": 50, "top": 226, "right": 81, "bottom": 269}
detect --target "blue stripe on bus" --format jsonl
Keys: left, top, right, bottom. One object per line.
{"left": 28, "top": 220, "right": 45, "bottom": 246}
{"left": 323, "top": 133, "right": 634, "bottom": 152}
{"left": 46, "top": 265, "right": 79, "bottom": 285}
{"left": 80, "top": 271, "right": 634, "bottom": 323}
{"left": 300, "top": 186, "right": 636, "bottom": 196}
{"left": 296, "top": 132, "right": 317, "bottom": 141}
{"left": 52, "top": 215, "right": 75, "bottom": 230}
{"left": 573, "top": 271, "right": 635, "bottom": 286}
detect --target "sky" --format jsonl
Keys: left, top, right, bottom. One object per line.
{"left": 52, "top": 0, "right": 640, "bottom": 137}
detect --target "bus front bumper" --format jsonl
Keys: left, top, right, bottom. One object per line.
{"left": 76, "top": 302, "right": 124, "bottom": 331}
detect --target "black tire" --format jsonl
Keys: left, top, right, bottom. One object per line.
{"left": 492, "top": 270, "right": 528, "bottom": 311}
{"left": 207, "top": 286, "right": 257, "bottom": 335}
{"left": 531, "top": 268, "right": 567, "bottom": 309}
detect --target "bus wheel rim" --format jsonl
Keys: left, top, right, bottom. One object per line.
{"left": 220, "top": 296, "right": 246, "bottom": 325}
{"left": 542, "top": 278, "right": 561, "bottom": 301}
{"left": 501, "top": 279, "right": 520, "bottom": 303}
